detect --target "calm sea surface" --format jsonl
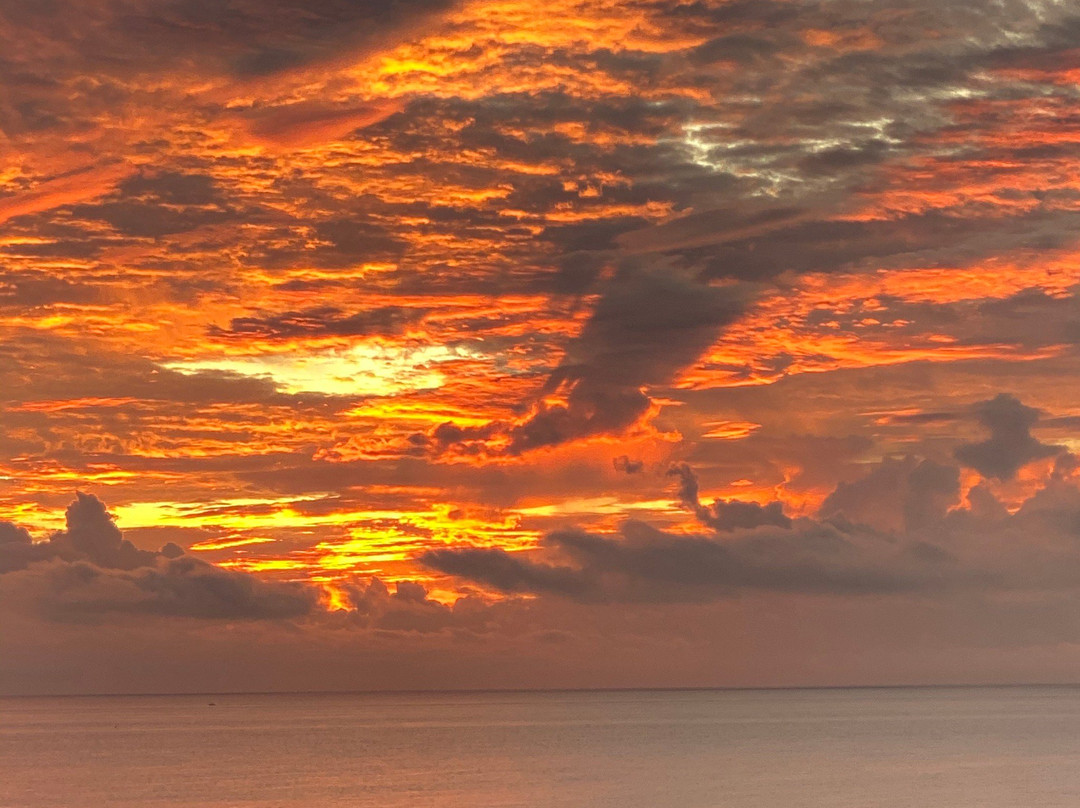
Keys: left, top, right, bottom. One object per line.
{"left": 3, "top": 687, "right": 1080, "bottom": 807}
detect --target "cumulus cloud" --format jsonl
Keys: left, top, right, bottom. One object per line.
{"left": 954, "top": 394, "right": 1064, "bottom": 481}
{"left": 0, "top": 493, "right": 316, "bottom": 621}
{"left": 333, "top": 577, "right": 479, "bottom": 634}
{"left": 425, "top": 403, "right": 1080, "bottom": 604}
{"left": 820, "top": 456, "right": 960, "bottom": 534}
{"left": 0, "top": 521, "right": 49, "bottom": 574}
{"left": 50, "top": 492, "right": 159, "bottom": 570}
{"left": 0, "top": 522, "right": 31, "bottom": 544}
{"left": 11, "top": 556, "right": 314, "bottom": 622}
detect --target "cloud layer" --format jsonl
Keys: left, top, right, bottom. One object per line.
{"left": 1, "top": 493, "right": 314, "bottom": 621}
{"left": 6, "top": 0, "right": 1080, "bottom": 690}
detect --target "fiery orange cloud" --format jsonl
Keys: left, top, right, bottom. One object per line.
{"left": 5, "top": 0, "right": 1080, "bottom": 626}
{"left": 0, "top": 162, "right": 135, "bottom": 225}
{"left": 239, "top": 100, "right": 406, "bottom": 149}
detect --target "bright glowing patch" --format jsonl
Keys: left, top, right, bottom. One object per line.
{"left": 164, "top": 342, "right": 483, "bottom": 396}
{"left": 514, "top": 497, "right": 678, "bottom": 517}
{"left": 188, "top": 536, "right": 276, "bottom": 551}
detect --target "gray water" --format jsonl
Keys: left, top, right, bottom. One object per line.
{"left": 2, "top": 687, "right": 1080, "bottom": 807}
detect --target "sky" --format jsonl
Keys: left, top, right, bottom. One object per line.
{"left": 5, "top": 0, "right": 1080, "bottom": 694}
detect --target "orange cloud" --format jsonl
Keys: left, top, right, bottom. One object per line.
{"left": 0, "top": 162, "right": 134, "bottom": 225}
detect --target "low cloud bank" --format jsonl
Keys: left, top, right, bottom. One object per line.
{"left": 1, "top": 493, "right": 314, "bottom": 621}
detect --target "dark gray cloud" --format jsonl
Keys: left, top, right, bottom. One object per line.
{"left": 676, "top": 211, "right": 1080, "bottom": 282}
{"left": 51, "top": 491, "right": 159, "bottom": 569}
{"left": 422, "top": 517, "right": 952, "bottom": 603}
{"left": 118, "top": 172, "right": 221, "bottom": 206}
{"left": 669, "top": 463, "right": 792, "bottom": 531}
{"left": 241, "top": 216, "right": 411, "bottom": 272}
{"left": 421, "top": 545, "right": 589, "bottom": 598}
{"left": 423, "top": 408, "right": 1080, "bottom": 605}
{"left": 0, "top": 493, "right": 316, "bottom": 621}
{"left": 505, "top": 263, "right": 747, "bottom": 452}
{"left": 335, "top": 577, "right": 460, "bottom": 633}
{"left": 211, "top": 305, "right": 425, "bottom": 340}
{"left": 0, "top": 522, "right": 51, "bottom": 574}
{"left": 0, "top": 271, "right": 106, "bottom": 310}
{"left": 0, "top": 0, "right": 457, "bottom": 78}
{"left": 0, "top": 493, "right": 154, "bottom": 573}
{"left": 313, "top": 219, "right": 408, "bottom": 261}
{"left": 0, "top": 334, "right": 314, "bottom": 406}
{"left": 954, "top": 394, "right": 1064, "bottom": 480}
{"left": 70, "top": 171, "right": 234, "bottom": 238}
{"left": 0, "top": 522, "right": 32, "bottom": 544}
{"left": 13, "top": 556, "right": 314, "bottom": 622}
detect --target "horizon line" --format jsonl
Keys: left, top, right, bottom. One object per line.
{"left": 5, "top": 682, "right": 1080, "bottom": 699}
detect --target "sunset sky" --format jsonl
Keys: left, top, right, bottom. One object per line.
{"left": 6, "top": 0, "right": 1080, "bottom": 694}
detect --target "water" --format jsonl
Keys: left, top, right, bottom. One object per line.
{"left": 2, "top": 687, "right": 1080, "bottom": 807}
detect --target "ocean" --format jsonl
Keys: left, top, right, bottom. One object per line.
{"left": 2, "top": 687, "right": 1079, "bottom": 807}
